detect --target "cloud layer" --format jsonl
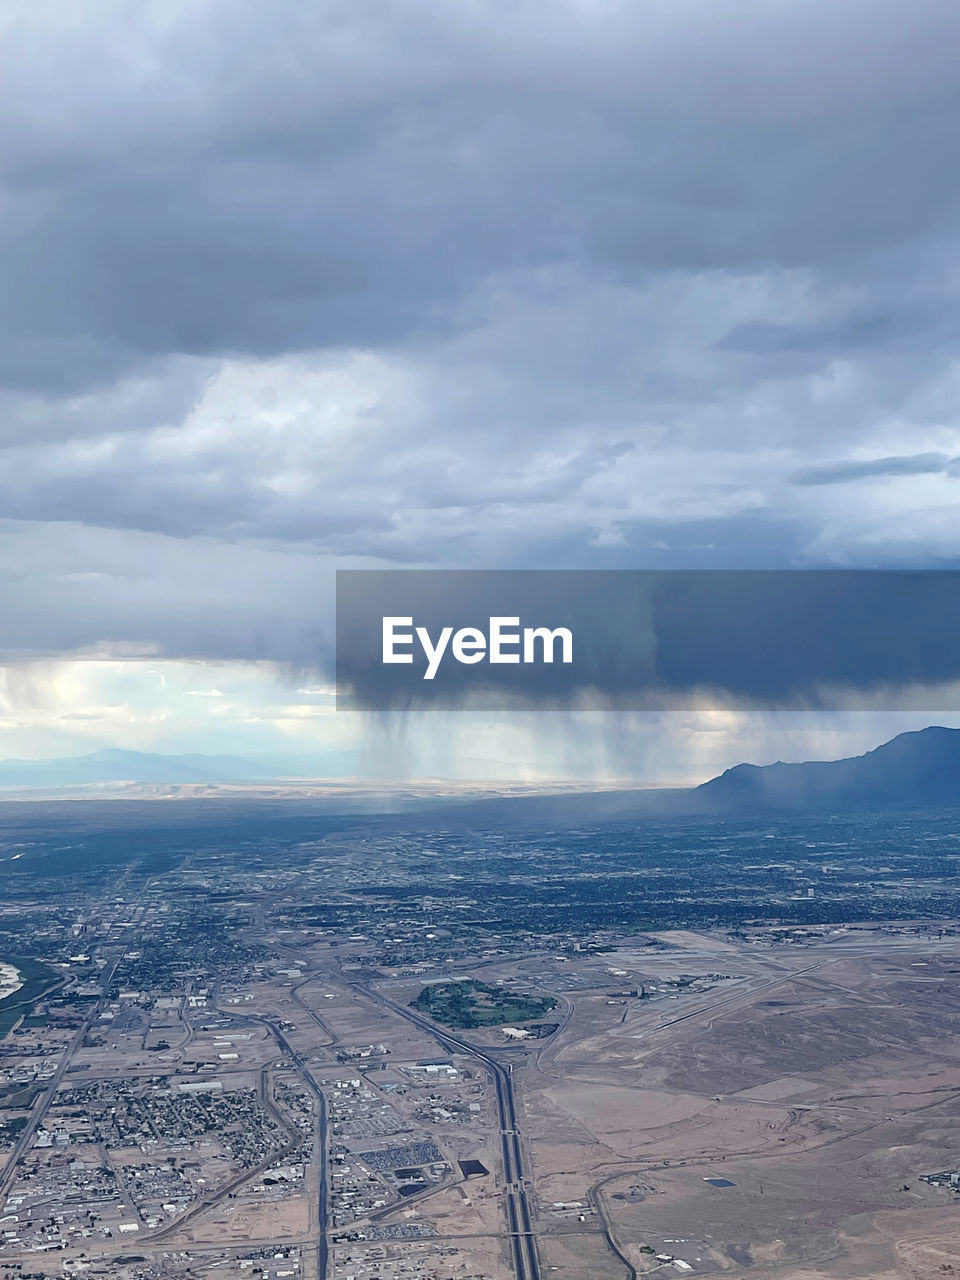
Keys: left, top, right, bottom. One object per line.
{"left": 3, "top": 2, "right": 960, "bottom": 763}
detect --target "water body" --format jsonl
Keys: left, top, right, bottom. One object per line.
{"left": 0, "top": 962, "right": 23, "bottom": 1003}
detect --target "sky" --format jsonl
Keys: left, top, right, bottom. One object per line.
{"left": 3, "top": 0, "right": 960, "bottom": 778}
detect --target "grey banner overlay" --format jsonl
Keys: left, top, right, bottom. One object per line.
{"left": 336, "top": 569, "right": 960, "bottom": 710}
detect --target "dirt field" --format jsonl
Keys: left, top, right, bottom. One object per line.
{"left": 519, "top": 930, "right": 960, "bottom": 1278}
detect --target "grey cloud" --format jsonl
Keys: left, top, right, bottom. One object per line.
{"left": 0, "top": 358, "right": 211, "bottom": 447}
{"left": 2, "top": 2, "right": 960, "bottom": 666}
{"left": 0, "top": 519, "right": 337, "bottom": 665}
{"left": 719, "top": 299, "right": 960, "bottom": 360}
{"left": 793, "top": 454, "right": 957, "bottom": 486}
{"left": 4, "top": 1, "right": 960, "bottom": 396}
{"left": 0, "top": 439, "right": 400, "bottom": 544}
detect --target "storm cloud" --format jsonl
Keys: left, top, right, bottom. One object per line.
{"left": 3, "top": 0, "right": 960, "bottom": 671}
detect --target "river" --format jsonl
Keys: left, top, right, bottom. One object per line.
{"left": 0, "top": 961, "right": 23, "bottom": 1003}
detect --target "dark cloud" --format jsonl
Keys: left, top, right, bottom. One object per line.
{"left": 719, "top": 299, "right": 960, "bottom": 360}
{"left": 3, "top": 1, "right": 960, "bottom": 394}
{"left": 0, "top": 519, "right": 336, "bottom": 665}
{"left": 793, "top": 454, "right": 957, "bottom": 486}
{"left": 2, "top": 2, "right": 960, "bottom": 662}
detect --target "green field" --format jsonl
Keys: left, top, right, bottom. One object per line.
{"left": 0, "top": 1082, "right": 43, "bottom": 1111}
{"left": 411, "top": 979, "right": 556, "bottom": 1029}
{"left": 0, "top": 957, "right": 63, "bottom": 1039}
{"left": 0, "top": 1115, "right": 28, "bottom": 1142}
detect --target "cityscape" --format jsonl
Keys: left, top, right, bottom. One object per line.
{"left": 3, "top": 781, "right": 960, "bottom": 1278}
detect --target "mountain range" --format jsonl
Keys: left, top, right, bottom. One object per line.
{"left": 1, "top": 729, "right": 959, "bottom": 819}
{"left": 394, "top": 726, "right": 960, "bottom": 829}
{"left": 0, "top": 747, "right": 351, "bottom": 790}
{"left": 694, "top": 725, "right": 960, "bottom": 812}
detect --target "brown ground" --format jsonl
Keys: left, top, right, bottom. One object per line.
{"left": 517, "top": 932, "right": 960, "bottom": 1278}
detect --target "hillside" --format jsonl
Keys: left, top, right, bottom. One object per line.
{"left": 694, "top": 726, "right": 960, "bottom": 812}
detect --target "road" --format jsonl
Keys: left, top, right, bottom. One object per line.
{"left": 358, "top": 984, "right": 541, "bottom": 1280}
{"left": 214, "top": 1005, "right": 330, "bottom": 1280}
{"left": 0, "top": 948, "right": 124, "bottom": 1204}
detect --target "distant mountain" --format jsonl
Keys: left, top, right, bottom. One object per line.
{"left": 3, "top": 728, "right": 960, "bottom": 815}
{"left": 0, "top": 748, "right": 350, "bottom": 790}
{"left": 694, "top": 725, "right": 960, "bottom": 812}
{"left": 394, "top": 726, "right": 960, "bottom": 829}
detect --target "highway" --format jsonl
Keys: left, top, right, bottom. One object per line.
{"left": 359, "top": 985, "right": 541, "bottom": 1280}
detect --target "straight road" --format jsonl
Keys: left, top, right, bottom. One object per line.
{"left": 0, "top": 948, "right": 124, "bottom": 1204}
{"left": 358, "top": 984, "right": 541, "bottom": 1280}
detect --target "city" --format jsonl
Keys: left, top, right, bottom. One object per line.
{"left": 3, "top": 800, "right": 960, "bottom": 1277}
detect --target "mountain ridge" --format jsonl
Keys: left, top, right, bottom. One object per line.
{"left": 695, "top": 725, "right": 960, "bottom": 811}
{"left": 0, "top": 747, "right": 349, "bottom": 788}
{"left": 385, "top": 726, "right": 960, "bottom": 829}
{"left": 1, "top": 728, "right": 959, "bottom": 818}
